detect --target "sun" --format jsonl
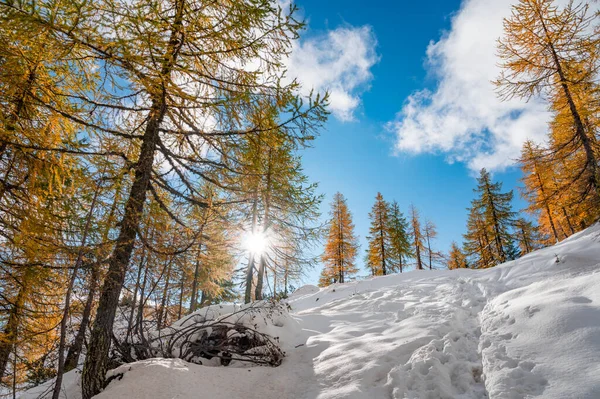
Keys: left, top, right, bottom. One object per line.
{"left": 244, "top": 231, "right": 268, "bottom": 255}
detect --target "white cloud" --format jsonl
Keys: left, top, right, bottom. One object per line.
{"left": 387, "top": 0, "right": 553, "bottom": 172}
{"left": 287, "top": 26, "right": 379, "bottom": 122}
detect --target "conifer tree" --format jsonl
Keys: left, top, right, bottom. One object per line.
{"left": 387, "top": 201, "right": 412, "bottom": 273}
{"left": 520, "top": 140, "right": 561, "bottom": 243}
{"left": 447, "top": 242, "right": 468, "bottom": 270}
{"left": 497, "top": 0, "right": 600, "bottom": 219}
{"left": 423, "top": 219, "right": 442, "bottom": 270}
{"left": 514, "top": 218, "right": 544, "bottom": 256}
{"left": 320, "top": 193, "right": 359, "bottom": 286}
{"left": 465, "top": 169, "right": 516, "bottom": 267}
{"left": 366, "top": 193, "right": 391, "bottom": 276}
{"left": 463, "top": 208, "right": 494, "bottom": 269}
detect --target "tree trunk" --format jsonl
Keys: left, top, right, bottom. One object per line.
{"left": 157, "top": 259, "right": 173, "bottom": 330}
{"left": 426, "top": 234, "right": 432, "bottom": 270}
{"left": 244, "top": 189, "right": 260, "bottom": 304}
{"left": 255, "top": 150, "right": 273, "bottom": 301}
{"left": 177, "top": 280, "right": 184, "bottom": 320}
{"left": 53, "top": 179, "right": 101, "bottom": 399}
{"left": 66, "top": 175, "right": 124, "bottom": 371}
{"left": 64, "top": 261, "right": 98, "bottom": 372}
{"left": 0, "top": 285, "right": 26, "bottom": 380}
{"left": 379, "top": 212, "right": 387, "bottom": 275}
{"left": 273, "top": 268, "right": 277, "bottom": 297}
{"left": 125, "top": 249, "right": 146, "bottom": 340}
{"left": 81, "top": 2, "right": 185, "bottom": 394}
{"left": 189, "top": 241, "right": 202, "bottom": 313}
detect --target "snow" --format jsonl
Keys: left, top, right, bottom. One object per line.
{"left": 21, "top": 224, "right": 600, "bottom": 398}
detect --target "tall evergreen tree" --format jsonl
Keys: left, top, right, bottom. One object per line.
{"left": 387, "top": 201, "right": 412, "bottom": 273}
{"left": 320, "top": 193, "right": 359, "bottom": 286}
{"left": 366, "top": 193, "right": 391, "bottom": 276}
{"left": 465, "top": 169, "right": 516, "bottom": 267}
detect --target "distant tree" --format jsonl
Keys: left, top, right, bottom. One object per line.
{"left": 409, "top": 204, "right": 425, "bottom": 270}
{"left": 319, "top": 193, "right": 359, "bottom": 286}
{"left": 387, "top": 201, "right": 412, "bottom": 273}
{"left": 366, "top": 193, "right": 392, "bottom": 276}
{"left": 423, "top": 219, "right": 443, "bottom": 270}
{"left": 463, "top": 208, "right": 494, "bottom": 269}
{"left": 514, "top": 218, "right": 545, "bottom": 256}
{"left": 447, "top": 242, "right": 468, "bottom": 270}
{"left": 464, "top": 169, "right": 517, "bottom": 267}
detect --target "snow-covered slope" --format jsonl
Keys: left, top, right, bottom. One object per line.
{"left": 24, "top": 224, "right": 600, "bottom": 398}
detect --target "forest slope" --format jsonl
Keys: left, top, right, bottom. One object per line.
{"left": 23, "top": 224, "right": 600, "bottom": 399}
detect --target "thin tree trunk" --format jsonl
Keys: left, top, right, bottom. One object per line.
{"left": 157, "top": 259, "right": 173, "bottom": 330}
{"left": 126, "top": 249, "right": 146, "bottom": 340}
{"left": 0, "top": 286, "right": 26, "bottom": 380}
{"left": 177, "top": 280, "right": 184, "bottom": 320}
{"left": 379, "top": 211, "right": 387, "bottom": 275}
{"left": 65, "top": 175, "right": 124, "bottom": 371}
{"left": 53, "top": 178, "right": 102, "bottom": 399}
{"left": 189, "top": 240, "right": 203, "bottom": 314}
{"left": 426, "top": 233, "right": 432, "bottom": 270}
{"left": 64, "top": 261, "right": 98, "bottom": 372}
{"left": 244, "top": 189, "right": 260, "bottom": 304}
{"left": 255, "top": 150, "right": 273, "bottom": 300}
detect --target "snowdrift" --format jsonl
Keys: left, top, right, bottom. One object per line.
{"left": 22, "top": 224, "right": 600, "bottom": 398}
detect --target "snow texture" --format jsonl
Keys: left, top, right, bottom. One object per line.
{"left": 21, "top": 224, "right": 600, "bottom": 398}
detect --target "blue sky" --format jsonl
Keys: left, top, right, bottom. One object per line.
{"left": 284, "top": 0, "right": 551, "bottom": 285}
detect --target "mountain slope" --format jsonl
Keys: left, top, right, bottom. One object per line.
{"left": 24, "top": 224, "right": 600, "bottom": 398}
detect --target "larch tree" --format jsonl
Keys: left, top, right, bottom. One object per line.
{"left": 423, "top": 219, "right": 442, "bottom": 270}
{"left": 4, "top": 0, "right": 328, "bottom": 395}
{"left": 238, "top": 102, "right": 323, "bottom": 303}
{"left": 497, "top": 0, "right": 600, "bottom": 222}
{"left": 409, "top": 204, "right": 425, "bottom": 270}
{"left": 463, "top": 208, "right": 495, "bottom": 269}
{"left": 514, "top": 218, "right": 544, "bottom": 256}
{"left": 520, "top": 140, "right": 562, "bottom": 243}
{"left": 447, "top": 242, "right": 468, "bottom": 270}
{"left": 320, "top": 192, "right": 359, "bottom": 286}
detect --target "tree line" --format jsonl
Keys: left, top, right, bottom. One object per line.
{"left": 319, "top": 192, "right": 444, "bottom": 286}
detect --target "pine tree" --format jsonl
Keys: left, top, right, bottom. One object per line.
{"left": 320, "top": 193, "right": 359, "bottom": 286}
{"left": 465, "top": 169, "right": 516, "bottom": 267}
{"left": 366, "top": 193, "right": 391, "bottom": 276}
{"left": 387, "top": 201, "right": 412, "bottom": 273}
